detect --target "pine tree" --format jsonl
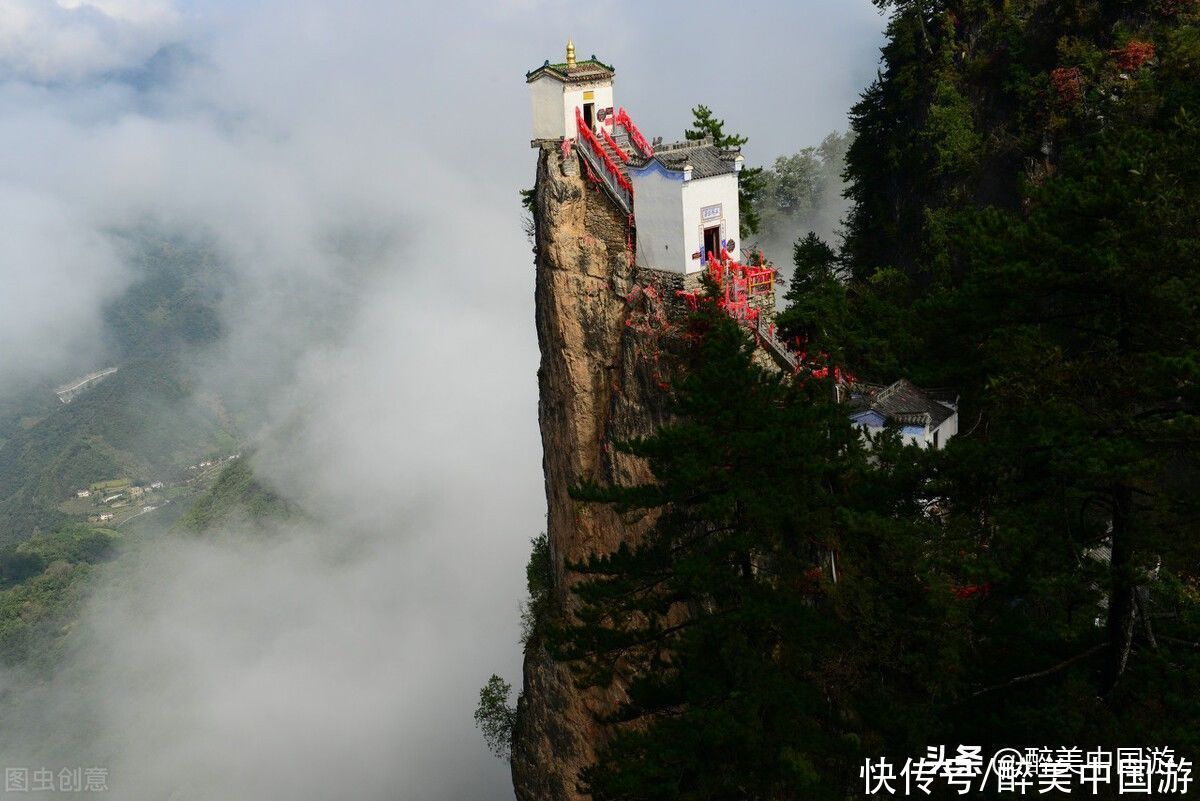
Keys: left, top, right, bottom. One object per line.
{"left": 686, "top": 105, "right": 763, "bottom": 238}
{"left": 839, "top": 0, "right": 1200, "bottom": 750}
{"left": 929, "top": 110, "right": 1200, "bottom": 732}
{"left": 548, "top": 305, "right": 964, "bottom": 799}
{"left": 776, "top": 233, "right": 848, "bottom": 362}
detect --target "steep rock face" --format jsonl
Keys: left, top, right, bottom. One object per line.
{"left": 511, "top": 145, "right": 674, "bottom": 801}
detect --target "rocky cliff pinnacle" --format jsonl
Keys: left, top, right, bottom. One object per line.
{"left": 510, "top": 143, "right": 680, "bottom": 801}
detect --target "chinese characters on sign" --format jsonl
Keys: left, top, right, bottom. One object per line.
{"left": 4, "top": 767, "right": 108, "bottom": 793}
{"left": 861, "top": 747, "right": 1192, "bottom": 795}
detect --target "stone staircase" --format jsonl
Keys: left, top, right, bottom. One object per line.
{"left": 574, "top": 119, "right": 633, "bottom": 214}
{"left": 596, "top": 133, "right": 633, "bottom": 178}
{"left": 748, "top": 315, "right": 800, "bottom": 372}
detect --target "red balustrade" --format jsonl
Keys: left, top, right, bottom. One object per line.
{"left": 614, "top": 108, "right": 653, "bottom": 157}
{"left": 684, "top": 252, "right": 849, "bottom": 381}
{"left": 601, "top": 127, "right": 630, "bottom": 163}
{"left": 576, "top": 108, "right": 632, "bottom": 195}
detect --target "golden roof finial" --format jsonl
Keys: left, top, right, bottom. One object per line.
{"left": 566, "top": 39, "right": 576, "bottom": 68}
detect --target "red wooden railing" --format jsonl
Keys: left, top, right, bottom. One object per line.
{"left": 706, "top": 248, "right": 774, "bottom": 324}
{"left": 678, "top": 251, "right": 839, "bottom": 377}
{"left": 575, "top": 108, "right": 633, "bottom": 211}
{"left": 576, "top": 109, "right": 631, "bottom": 192}
{"left": 614, "top": 108, "right": 653, "bottom": 157}
{"left": 601, "top": 127, "right": 630, "bottom": 163}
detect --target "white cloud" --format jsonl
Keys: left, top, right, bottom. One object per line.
{"left": 0, "top": 0, "right": 180, "bottom": 82}
{"left": 0, "top": 186, "right": 126, "bottom": 383}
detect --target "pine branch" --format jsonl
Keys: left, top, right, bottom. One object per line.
{"left": 967, "top": 643, "right": 1108, "bottom": 699}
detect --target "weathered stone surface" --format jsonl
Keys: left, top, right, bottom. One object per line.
{"left": 511, "top": 145, "right": 673, "bottom": 801}
{"left": 512, "top": 144, "right": 785, "bottom": 801}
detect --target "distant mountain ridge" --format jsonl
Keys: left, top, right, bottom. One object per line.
{"left": 0, "top": 234, "right": 237, "bottom": 545}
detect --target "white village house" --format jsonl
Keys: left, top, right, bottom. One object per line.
{"left": 848, "top": 380, "right": 959, "bottom": 451}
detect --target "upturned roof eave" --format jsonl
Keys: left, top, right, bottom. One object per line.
{"left": 525, "top": 59, "right": 615, "bottom": 84}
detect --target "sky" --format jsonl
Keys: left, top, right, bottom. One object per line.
{"left": 0, "top": 2, "right": 886, "bottom": 799}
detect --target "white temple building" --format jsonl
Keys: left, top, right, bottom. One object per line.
{"left": 528, "top": 41, "right": 743, "bottom": 275}
{"left": 627, "top": 141, "right": 743, "bottom": 274}
{"left": 527, "top": 43, "right": 960, "bottom": 451}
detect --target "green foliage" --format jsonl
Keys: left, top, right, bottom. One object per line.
{"left": 0, "top": 549, "right": 45, "bottom": 585}
{"left": 763, "top": 151, "right": 822, "bottom": 214}
{"left": 474, "top": 674, "right": 517, "bottom": 761}
{"left": 924, "top": 77, "right": 980, "bottom": 179}
{"left": 928, "top": 108, "right": 1200, "bottom": 694}
{"left": 520, "top": 532, "right": 552, "bottom": 647}
{"left": 549, "top": 306, "right": 961, "bottom": 798}
{"left": 756, "top": 132, "right": 850, "bottom": 242}
{"left": 684, "top": 104, "right": 748, "bottom": 149}
{"left": 176, "top": 457, "right": 290, "bottom": 532}
{"left": 0, "top": 526, "right": 119, "bottom": 670}
{"left": 776, "top": 233, "right": 849, "bottom": 362}
{"left": 834, "top": 0, "right": 1200, "bottom": 754}
{"left": 735, "top": 166, "right": 765, "bottom": 240}
{"left": 16, "top": 525, "right": 118, "bottom": 566}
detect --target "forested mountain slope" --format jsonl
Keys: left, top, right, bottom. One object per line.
{"left": 175, "top": 457, "right": 291, "bottom": 533}
{"left": 0, "top": 234, "right": 297, "bottom": 674}
{"left": 0, "top": 237, "right": 237, "bottom": 544}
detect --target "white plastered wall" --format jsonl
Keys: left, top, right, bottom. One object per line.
{"left": 930, "top": 410, "right": 959, "bottom": 449}
{"left": 529, "top": 76, "right": 565, "bottom": 139}
{"left": 681, "top": 172, "right": 740, "bottom": 272}
{"left": 562, "top": 80, "right": 614, "bottom": 138}
{"left": 629, "top": 165, "right": 685, "bottom": 272}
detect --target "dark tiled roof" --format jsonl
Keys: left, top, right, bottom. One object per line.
{"left": 526, "top": 59, "right": 614, "bottom": 83}
{"left": 923, "top": 387, "right": 960, "bottom": 407}
{"left": 849, "top": 379, "right": 957, "bottom": 429}
{"left": 629, "top": 137, "right": 740, "bottom": 179}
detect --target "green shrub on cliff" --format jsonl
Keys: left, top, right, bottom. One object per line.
{"left": 474, "top": 675, "right": 517, "bottom": 761}
{"left": 520, "top": 531, "right": 552, "bottom": 647}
